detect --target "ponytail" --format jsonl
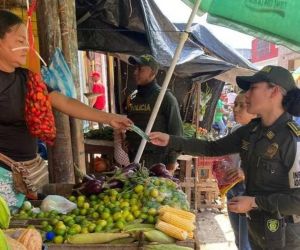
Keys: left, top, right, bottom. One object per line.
{"left": 282, "top": 88, "right": 300, "bottom": 116}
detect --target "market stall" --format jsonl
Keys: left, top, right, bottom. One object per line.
{"left": 1, "top": 164, "right": 200, "bottom": 249}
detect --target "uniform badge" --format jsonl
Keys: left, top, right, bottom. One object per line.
{"left": 266, "top": 130, "right": 275, "bottom": 140}
{"left": 287, "top": 121, "right": 300, "bottom": 137}
{"left": 265, "top": 143, "right": 279, "bottom": 159}
{"left": 267, "top": 219, "right": 279, "bottom": 232}
{"left": 241, "top": 140, "right": 250, "bottom": 150}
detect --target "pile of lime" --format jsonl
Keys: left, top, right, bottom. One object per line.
{"left": 13, "top": 177, "right": 189, "bottom": 244}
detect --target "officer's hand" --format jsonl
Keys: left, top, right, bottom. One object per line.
{"left": 225, "top": 167, "right": 245, "bottom": 182}
{"left": 227, "top": 196, "right": 257, "bottom": 213}
{"left": 149, "top": 132, "right": 170, "bottom": 146}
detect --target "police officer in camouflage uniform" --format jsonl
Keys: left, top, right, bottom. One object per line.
{"left": 125, "top": 55, "right": 183, "bottom": 172}
{"left": 150, "top": 66, "right": 300, "bottom": 249}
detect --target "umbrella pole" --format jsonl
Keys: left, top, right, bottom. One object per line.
{"left": 134, "top": 0, "right": 202, "bottom": 164}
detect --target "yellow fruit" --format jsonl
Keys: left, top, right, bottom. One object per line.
{"left": 53, "top": 235, "right": 64, "bottom": 244}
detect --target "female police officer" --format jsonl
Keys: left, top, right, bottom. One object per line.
{"left": 150, "top": 65, "right": 300, "bottom": 249}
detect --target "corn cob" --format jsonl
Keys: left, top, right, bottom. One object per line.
{"left": 67, "top": 232, "right": 130, "bottom": 244}
{"left": 160, "top": 212, "right": 195, "bottom": 231}
{"left": 155, "top": 220, "right": 188, "bottom": 241}
{"left": 188, "top": 231, "right": 194, "bottom": 239}
{"left": 159, "top": 206, "right": 195, "bottom": 221}
{"left": 144, "top": 229, "right": 175, "bottom": 243}
{"left": 145, "top": 244, "right": 193, "bottom": 250}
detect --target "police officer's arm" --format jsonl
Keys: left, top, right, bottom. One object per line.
{"left": 167, "top": 125, "right": 247, "bottom": 157}
{"left": 164, "top": 93, "right": 183, "bottom": 164}
{"left": 255, "top": 137, "right": 300, "bottom": 216}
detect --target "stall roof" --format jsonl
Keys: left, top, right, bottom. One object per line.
{"left": 76, "top": 0, "right": 255, "bottom": 82}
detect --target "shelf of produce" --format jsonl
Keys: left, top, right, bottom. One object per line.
{"left": 84, "top": 139, "right": 114, "bottom": 173}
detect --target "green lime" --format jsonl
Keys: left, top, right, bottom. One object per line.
{"left": 112, "top": 212, "right": 122, "bottom": 221}
{"left": 148, "top": 208, "right": 157, "bottom": 216}
{"left": 68, "top": 195, "right": 76, "bottom": 202}
{"left": 53, "top": 235, "right": 64, "bottom": 244}
{"left": 150, "top": 188, "right": 159, "bottom": 198}
{"left": 115, "top": 220, "right": 125, "bottom": 230}
{"left": 96, "top": 219, "right": 107, "bottom": 227}
{"left": 71, "top": 224, "right": 82, "bottom": 234}
{"left": 80, "top": 227, "right": 89, "bottom": 234}
{"left": 94, "top": 224, "right": 103, "bottom": 232}
{"left": 101, "top": 212, "right": 110, "bottom": 220}
{"left": 134, "top": 184, "right": 144, "bottom": 193}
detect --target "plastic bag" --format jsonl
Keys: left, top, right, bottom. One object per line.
{"left": 41, "top": 48, "right": 76, "bottom": 98}
{"left": 40, "top": 195, "right": 77, "bottom": 214}
{"left": 212, "top": 159, "right": 243, "bottom": 196}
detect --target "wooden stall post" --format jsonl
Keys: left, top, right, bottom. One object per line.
{"left": 37, "top": 0, "right": 75, "bottom": 183}
{"left": 57, "top": 0, "right": 86, "bottom": 178}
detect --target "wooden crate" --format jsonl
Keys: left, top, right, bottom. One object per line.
{"left": 195, "top": 180, "right": 224, "bottom": 210}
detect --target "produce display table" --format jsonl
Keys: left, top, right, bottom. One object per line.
{"left": 84, "top": 139, "right": 114, "bottom": 173}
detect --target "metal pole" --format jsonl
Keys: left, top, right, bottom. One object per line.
{"left": 134, "top": 0, "right": 202, "bottom": 163}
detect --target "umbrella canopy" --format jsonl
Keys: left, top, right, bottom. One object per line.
{"left": 76, "top": 0, "right": 255, "bottom": 82}
{"left": 182, "top": 0, "right": 300, "bottom": 52}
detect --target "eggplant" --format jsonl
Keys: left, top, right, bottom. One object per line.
{"left": 81, "top": 179, "right": 104, "bottom": 195}
{"left": 149, "top": 163, "right": 167, "bottom": 176}
{"left": 122, "top": 162, "right": 140, "bottom": 173}
{"left": 107, "top": 179, "right": 124, "bottom": 189}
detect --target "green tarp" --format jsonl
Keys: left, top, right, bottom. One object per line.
{"left": 182, "top": 0, "right": 300, "bottom": 52}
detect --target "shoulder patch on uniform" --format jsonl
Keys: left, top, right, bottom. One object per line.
{"left": 287, "top": 121, "right": 300, "bottom": 137}
{"left": 249, "top": 118, "right": 261, "bottom": 129}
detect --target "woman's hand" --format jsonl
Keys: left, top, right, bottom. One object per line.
{"left": 50, "top": 91, "right": 132, "bottom": 129}
{"left": 109, "top": 114, "right": 132, "bottom": 130}
{"left": 227, "top": 196, "right": 257, "bottom": 213}
{"left": 149, "top": 132, "right": 170, "bottom": 146}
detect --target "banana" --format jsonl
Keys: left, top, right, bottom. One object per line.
{"left": 0, "top": 229, "right": 9, "bottom": 250}
{"left": 0, "top": 196, "right": 11, "bottom": 229}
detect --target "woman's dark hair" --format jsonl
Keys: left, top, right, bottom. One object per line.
{"left": 282, "top": 88, "right": 300, "bottom": 116}
{"left": 0, "top": 10, "right": 23, "bottom": 39}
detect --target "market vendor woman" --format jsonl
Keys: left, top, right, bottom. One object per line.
{"left": 150, "top": 66, "right": 300, "bottom": 249}
{"left": 0, "top": 10, "right": 132, "bottom": 208}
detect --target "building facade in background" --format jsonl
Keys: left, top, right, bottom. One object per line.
{"left": 251, "top": 38, "right": 300, "bottom": 72}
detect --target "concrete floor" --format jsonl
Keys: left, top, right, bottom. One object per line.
{"left": 197, "top": 210, "right": 237, "bottom": 250}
